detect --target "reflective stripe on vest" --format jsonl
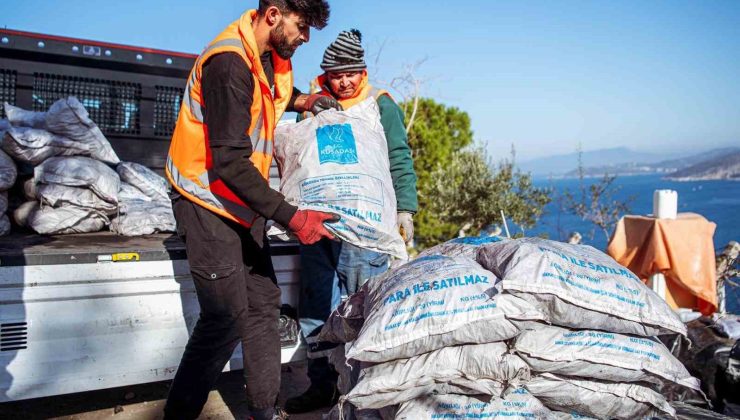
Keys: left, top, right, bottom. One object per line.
{"left": 167, "top": 9, "right": 291, "bottom": 227}
{"left": 184, "top": 38, "right": 247, "bottom": 123}
{"left": 183, "top": 38, "right": 273, "bottom": 157}
{"left": 249, "top": 111, "right": 273, "bottom": 157}
{"left": 182, "top": 85, "right": 204, "bottom": 122}
{"left": 167, "top": 155, "right": 258, "bottom": 223}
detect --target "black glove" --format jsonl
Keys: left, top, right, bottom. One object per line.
{"left": 304, "top": 94, "right": 343, "bottom": 115}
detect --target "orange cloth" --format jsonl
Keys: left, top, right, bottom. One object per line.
{"left": 607, "top": 213, "right": 717, "bottom": 315}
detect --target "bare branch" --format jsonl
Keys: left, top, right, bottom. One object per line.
{"left": 563, "top": 155, "right": 635, "bottom": 244}
{"left": 366, "top": 42, "right": 431, "bottom": 131}
{"left": 406, "top": 89, "right": 420, "bottom": 134}
{"left": 370, "top": 38, "right": 387, "bottom": 71}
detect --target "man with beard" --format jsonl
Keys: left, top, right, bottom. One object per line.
{"left": 164, "top": 1, "right": 339, "bottom": 419}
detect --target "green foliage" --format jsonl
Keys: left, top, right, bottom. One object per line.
{"left": 402, "top": 97, "right": 551, "bottom": 248}
{"left": 405, "top": 98, "right": 474, "bottom": 190}
{"left": 426, "top": 147, "right": 551, "bottom": 246}
{"left": 402, "top": 98, "right": 474, "bottom": 248}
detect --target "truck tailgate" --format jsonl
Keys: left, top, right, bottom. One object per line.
{"left": 0, "top": 232, "right": 303, "bottom": 402}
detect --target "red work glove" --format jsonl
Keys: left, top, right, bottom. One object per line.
{"left": 288, "top": 209, "right": 341, "bottom": 245}
{"left": 303, "top": 94, "right": 343, "bottom": 115}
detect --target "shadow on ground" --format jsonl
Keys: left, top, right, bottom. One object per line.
{"left": 0, "top": 361, "right": 324, "bottom": 420}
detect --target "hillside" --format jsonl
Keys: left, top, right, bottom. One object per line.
{"left": 560, "top": 147, "right": 740, "bottom": 178}
{"left": 518, "top": 147, "right": 683, "bottom": 176}
{"left": 665, "top": 151, "right": 740, "bottom": 181}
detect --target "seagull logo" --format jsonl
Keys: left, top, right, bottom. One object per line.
{"left": 316, "top": 123, "right": 359, "bottom": 165}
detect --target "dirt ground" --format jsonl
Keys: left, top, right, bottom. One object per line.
{"left": 0, "top": 361, "right": 325, "bottom": 420}
{"left": 3, "top": 361, "right": 738, "bottom": 420}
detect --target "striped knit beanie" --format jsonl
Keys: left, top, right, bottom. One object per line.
{"left": 320, "top": 29, "right": 366, "bottom": 72}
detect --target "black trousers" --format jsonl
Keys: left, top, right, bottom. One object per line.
{"left": 164, "top": 197, "right": 282, "bottom": 419}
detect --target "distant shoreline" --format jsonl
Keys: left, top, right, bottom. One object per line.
{"left": 664, "top": 176, "right": 740, "bottom": 182}
{"left": 522, "top": 147, "right": 740, "bottom": 181}
{"left": 534, "top": 173, "right": 740, "bottom": 182}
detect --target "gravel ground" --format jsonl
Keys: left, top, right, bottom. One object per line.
{"left": 0, "top": 361, "right": 325, "bottom": 420}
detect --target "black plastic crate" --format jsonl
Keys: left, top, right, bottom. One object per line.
{"left": 1, "top": 29, "right": 194, "bottom": 170}
{"left": 32, "top": 73, "right": 141, "bottom": 135}
{"left": 0, "top": 69, "right": 17, "bottom": 118}
{"left": 154, "top": 85, "right": 182, "bottom": 137}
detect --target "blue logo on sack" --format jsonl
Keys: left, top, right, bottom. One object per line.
{"left": 450, "top": 236, "right": 503, "bottom": 245}
{"left": 316, "top": 124, "right": 358, "bottom": 165}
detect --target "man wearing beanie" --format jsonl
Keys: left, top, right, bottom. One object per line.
{"left": 286, "top": 29, "right": 418, "bottom": 414}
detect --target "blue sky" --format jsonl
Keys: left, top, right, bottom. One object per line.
{"left": 1, "top": 0, "right": 739, "bottom": 161}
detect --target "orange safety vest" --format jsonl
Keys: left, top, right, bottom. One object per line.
{"left": 166, "top": 9, "right": 293, "bottom": 227}
{"left": 312, "top": 70, "right": 390, "bottom": 111}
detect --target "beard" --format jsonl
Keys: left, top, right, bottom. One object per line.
{"left": 270, "top": 21, "right": 300, "bottom": 59}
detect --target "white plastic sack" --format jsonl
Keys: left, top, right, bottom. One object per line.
{"left": 118, "top": 182, "right": 153, "bottom": 202}
{"left": 23, "top": 178, "right": 37, "bottom": 200}
{"left": 37, "top": 184, "right": 117, "bottom": 214}
{"left": 13, "top": 201, "right": 37, "bottom": 227}
{"left": 116, "top": 161, "right": 169, "bottom": 202}
{"left": 27, "top": 204, "right": 108, "bottom": 234}
{"left": 319, "top": 288, "right": 366, "bottom": 344}
{"left": 0, "top": 148, "right": 17, "bottom": 191}
{"left": 110, "top": 200, "right": 175, "bottom": 236}
{"left": 0, "top": 191, "right": 7, "bottom": 214}
{"left": 118, "top": 197, "right": 171, "bottom": 213}
{"left": 324, "top": 404, "right": 394, "bottom": 420}
{"left": 2, "top": 127, "right": 91, "bottom": 165}
{"left": 323, "top": 404, "right": 355, "bottom": 420}
{"left": 525, "top": 373, "right": 675, "bottom": 420}
{"left": 326, "top": 346, "right": 389, "bottom": 420}
{"left": 476, "top": 238, "right": 687, "bottom": 337}
{"left": 323, "top": 404, "right": 351, "bottom": 420}
{"left": 0, "top": 119, "right": 8, "bottom": 160}
{"left": 35, "top": 156, "right": 119, "bottom": 204}
{"left": 417, "top": 235, "right": 507, "bottom": 259}
{"left": 712, "top": 314, "right": 740, "bottom": 340}
{"left": 513, "top": 323, "right": 702, "bottom": 393}
{"left": 0, "top": 214, "right": 9, "bottom": 236}
{"left": 346, "top": 342, "right": 529, "bottom": 409}
{"left": 4, "top": 102, "right": 47, "bottom": 129}
{"left": 275, "top": 98, "right": 406, "bottom": 259}
{"left": 551, "top": 411, "right": 597, "bottom": 420}
{"left": 394, "top": 388, "right": 552, "bottom": 420}
{"left": 44, "top": 97, "right": 120, "bottom": 165}
{"left": 345, "top": 255, "right": 544, "bottom": 362}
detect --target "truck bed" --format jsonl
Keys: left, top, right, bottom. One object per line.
{"left": 0, "top": 232, "right": 186, "bottom": 266}
{"left": 0, "top": 231, "right": 300, "bottom": 266}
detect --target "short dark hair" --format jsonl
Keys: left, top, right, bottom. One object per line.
{"left": 258, "top": 0, "right": 330, "bottom": 29}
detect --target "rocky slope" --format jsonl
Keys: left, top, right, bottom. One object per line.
{"left": 665, "top": 151, "right": 740, "bottom": 181}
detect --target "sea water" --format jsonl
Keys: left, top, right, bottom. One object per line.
{"left": 529, "top": 174, "right": 739, "bottom": 313}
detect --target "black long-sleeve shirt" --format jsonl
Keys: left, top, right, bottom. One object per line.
{"left": 201, "top": 52, "right": 299, "bottom": 228}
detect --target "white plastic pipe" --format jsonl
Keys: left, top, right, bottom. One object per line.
{"left": 648, "top": 273, "right": 667, "bottom": 299}
{"left": 649, "top": 189, "right": 678, "bottom": 300}
{"left": 500, "top": 210, "right": 511, "bottom": 238}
